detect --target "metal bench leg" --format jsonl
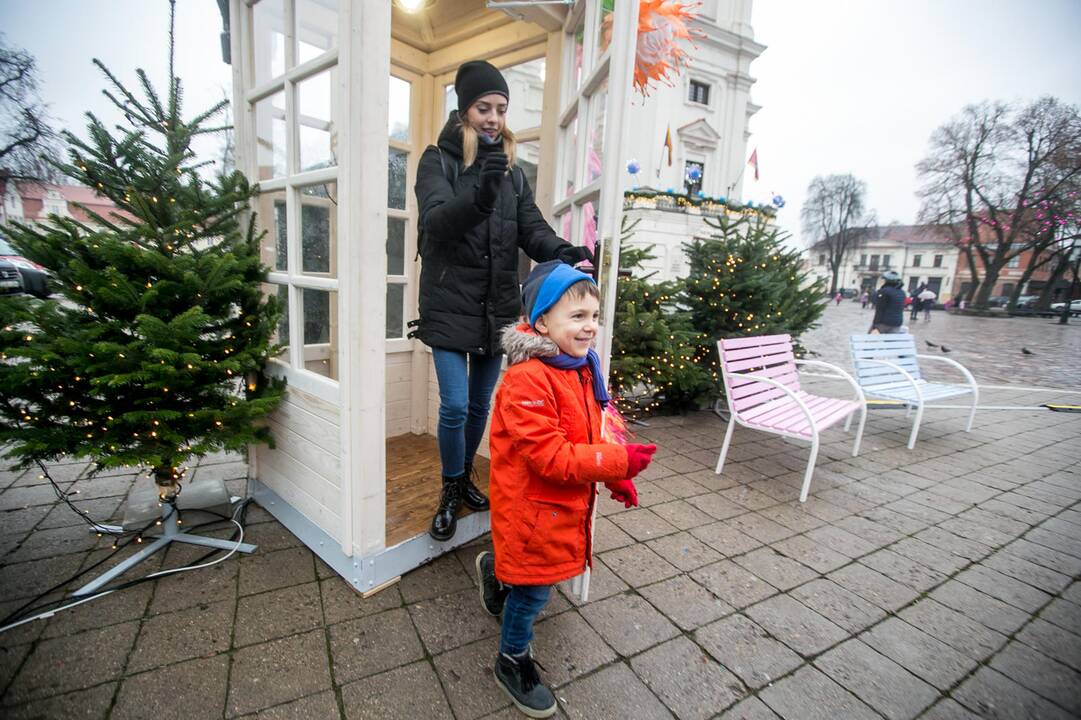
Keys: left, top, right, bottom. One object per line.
{"left": 965, "top": 387, "right": 978, "bottom": 432}
{"left": 907, "top": 403, "right": 924, "bottom": 449}
{"left": 715, "top": 419, "right": 736, "bottom": 474}
{"left": 799, "top": 432, "right": 820, "bottom": 503}
{"left": 844, "top": 414, "right": 853, "bottom": 432}
{"left": 852, "top": 405, "right": 867, "bottom": 457}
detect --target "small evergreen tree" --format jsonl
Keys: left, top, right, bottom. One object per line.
{"left": 682, "top": 213, "right": 826, "bottom": 397}
{"left": 610, "top": 219, "right": 713, "bottom": 415}
{"left": 0, "top": 33, "right": 284, "bottom": 495}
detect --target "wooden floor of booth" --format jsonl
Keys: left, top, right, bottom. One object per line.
{"left": 385, "top": 433, "right": 490, "bottom": 547}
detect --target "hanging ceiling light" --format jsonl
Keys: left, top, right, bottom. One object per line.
{"left": 394, "top": 0, "right": 433, "bottom": 12}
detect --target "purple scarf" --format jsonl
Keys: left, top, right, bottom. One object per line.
{"left": 540, "top": 349, "right": 611, "bottom": 408}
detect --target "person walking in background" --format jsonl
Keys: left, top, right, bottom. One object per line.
{"left": 834, "top": 291, "right": 843, "bottom": 306}
{"left": 870, "top": 271, "right": 906, "bottom": 334}
{"left": 910, "top": 283, "right": 924, "bottom": 322}
{"left": 918, "top": 286, "right": 937, "bottom": 321}
{"left": 413, "top": 60, "right": 593, "bottom": 542}
{"left": 860, "top": 290, "right": 869, "bottom": 309}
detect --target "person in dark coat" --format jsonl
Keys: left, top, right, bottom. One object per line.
{"left": 413, "top": 60, "right": 592, "bottom": 542}
{"left": 870, "top": 271, "right": 907, "bottom": 333}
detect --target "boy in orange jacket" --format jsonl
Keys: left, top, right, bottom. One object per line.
{"left": 475, "top": 260, "right": 656, "bottom": 717}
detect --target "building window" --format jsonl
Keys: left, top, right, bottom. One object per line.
{"left": 882, "top": 254, "right": 891, "bottom": 268}
{"left": 688, "top": 80, "right": 710, "bottom": 105}
{"left": 933, "top": 254, "right": 943, "bottom": 268}
{"left": 1007, "top": 254, "right": 1020, "bottom": 268}
{"left": 869, "top": 254, "right": 880, "bottom": 270}
{"left": 818, "top": 254, "right": 825, "bottom": 266}
{"left": 913, "top": 254, "right": 922, "bottom": 267}
{"left": 684, "top": 160, "right": 703, "bottom": 196}
{"left": 860, "top": 254, "right": 867, "bottom": 267}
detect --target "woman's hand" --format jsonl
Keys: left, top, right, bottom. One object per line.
{"left": 475, "top": 152, "right": 509, "bottom": 212}
{"left": 557, "top": 244, "right": 594, "bottom": 266}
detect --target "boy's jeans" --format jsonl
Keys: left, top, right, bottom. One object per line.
{"left": 500, "top": 584, "right": 552, "bottom": 655}
{"left": 431, "top": 348, "right": 503, "bottom": 477}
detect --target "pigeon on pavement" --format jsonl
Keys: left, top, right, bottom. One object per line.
{"left": 1021, "top": 347, "right": 1034, "bottom": 355}
{"left": 940, "top": 345, "right": 951, "bottom": 353}
{"left": 925, "top": 340, "right": 939, "bottom": 348}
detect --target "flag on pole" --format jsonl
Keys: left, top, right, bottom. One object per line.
{"left": 663, "top": 124, "right": 673, "bottom": 166}
{"left": 747, "top": 148, "right": 759, "bottom": 181}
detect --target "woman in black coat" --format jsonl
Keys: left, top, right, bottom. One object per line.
{"left": 413, "top": 60, "right": 591, "bottom": 541}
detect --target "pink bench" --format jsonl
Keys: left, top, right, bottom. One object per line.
{"left": 717, "top": 334, "right": 867, "bottom": 502}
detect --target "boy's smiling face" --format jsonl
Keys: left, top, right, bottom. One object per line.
{"left": 535, "top": 289, "right": 599, "bottom": 358}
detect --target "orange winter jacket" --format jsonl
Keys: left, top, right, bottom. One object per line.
{"left": 489, "top": 324, "right": 629, "bottom": 586}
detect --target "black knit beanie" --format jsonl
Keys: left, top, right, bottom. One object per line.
{"left": 455, "top": 60, "right": 509, "bottom": 116}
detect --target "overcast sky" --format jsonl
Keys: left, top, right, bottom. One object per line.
{"left": 746, "top": 0, "right": 1081, "bottom": 245}
{"left": 4, "top": 0, "right": 1081, "bottom": 247}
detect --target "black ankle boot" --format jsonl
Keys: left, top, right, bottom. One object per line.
{"left": 460, "top": 461, "right": 490, "bottom": 511}
{"left": 430, "top": 475, "right": 463, "bottom": 541}
{"left": 494, "top": 650, "right": 556, "bottom": 718}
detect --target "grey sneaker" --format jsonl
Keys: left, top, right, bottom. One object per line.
{"left": 475, "top": 551, "right": 509, "bottom": 616}
{"left": 494, "top": 650, "right": 556, "bottom": 718}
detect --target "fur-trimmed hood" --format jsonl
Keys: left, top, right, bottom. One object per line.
{"left": 500, "top": 322, "right": 560, "bottom": 365}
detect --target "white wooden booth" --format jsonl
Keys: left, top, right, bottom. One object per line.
{"left": 228, "top": 0, "right": 638, "bottom": 594}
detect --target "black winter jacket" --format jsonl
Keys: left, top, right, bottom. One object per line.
{"left": 413, "top": 113, "right": 570, "bottom": 355}
{"left": 872, "top": 284, "right": 906, "bottom": 328}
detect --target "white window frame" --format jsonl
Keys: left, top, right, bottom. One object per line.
{"left": 687, "top": 78, "right": 712, "bottom": 108}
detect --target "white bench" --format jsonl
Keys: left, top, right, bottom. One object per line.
{"left": 850, "top": 333, "right": 978, "bottom": 448}
{"left": 717, "top": 334, "right": 867, "bottom": 503}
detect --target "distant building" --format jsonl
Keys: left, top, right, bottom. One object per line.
{"left": 0, "top": 181, "right": 127, "bottom": 228}
{"left": 953, "top": 241, "right": 1062, "bottom": 301}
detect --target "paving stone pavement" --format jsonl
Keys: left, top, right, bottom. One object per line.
{"left": 2, "top": 335, "right": 1081, "bottom": 717}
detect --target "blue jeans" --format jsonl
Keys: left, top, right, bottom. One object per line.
{"left": 431, "top": 348, "right": 503, "bottom": 477}
{"left": 500, "top": 584, "right": 551, "bottom": 655}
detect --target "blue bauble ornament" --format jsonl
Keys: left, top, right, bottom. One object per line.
{"left": 747, "top": 200, "right": 754, "bottom": 207}
{"left": 627, "top": 159, "right": 641, "bottom": 175}
{"left": 686, "top": 166, "right": 702, "bottom": 182}
{"left": 718, "top": 196, "right": 726, "bottom": 204}
{"left": 696, "top": 190, "right": 705, "bottom": 197}
{"left": 772, "top": 194, "right": 786, "bottom": 208}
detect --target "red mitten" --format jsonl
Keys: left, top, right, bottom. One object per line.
{"left": 603, "top": 478, "right": 639, "bottom": 508}
{"left": 624, "top": 443, "right": 657, "bottom": 479}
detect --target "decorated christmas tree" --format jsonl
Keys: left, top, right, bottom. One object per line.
{"left": 610, "top": 220, "right": 712, "bottom": 415}
{"left": 682, "top": 213, "right": 826, "bottom": 397}
{"left": 0, "top": 42, "right": 284, "bottom": 499}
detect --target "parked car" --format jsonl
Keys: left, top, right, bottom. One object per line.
{"left": 1050, "top": 299, "right": 1081, "bottom": 313}
{"left": 0, "top": 259, "right": 22, "bottom": 295}
{"left": 0, "top": 236, "right": 51, "bottom": 298}
{"left": 1013, "top": 294, "right": 1039, "bottom": 309}
{"left": 985, "top": 295, "right": 1010, "bottom": 308}
{"left": 839, "top": 288, "right": 859, "bottom": 299}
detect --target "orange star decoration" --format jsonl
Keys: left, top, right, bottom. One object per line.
{"left": 602, "top": 1, "right": 701, "bottom": 97}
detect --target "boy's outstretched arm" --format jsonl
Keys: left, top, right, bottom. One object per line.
{"left": 500, "top": 370, "right": 628, "bottom": 485}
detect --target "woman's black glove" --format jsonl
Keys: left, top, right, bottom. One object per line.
{"left": 475, "top": 152, "right": 509, "bottom": 213}
{"left": 557, "top": 244, "right": 595, "bottom": 266}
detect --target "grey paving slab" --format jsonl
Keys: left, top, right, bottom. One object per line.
{"left": 916, "top": 699, "right": 982, "bottom": 720}
{"left": 236, "top": 691, "right": 341, "bottom": 720}
{"left": 689, "top": 521, "right": 763, "bottom": 557}
{"left": 827, "top": 563, "right": 919, "bottom": 611}
{"left": 954, "top": 564, "right": 1053, "bottom": 612}
{"left": 234, "top": 581, "right": 323, "bottom": 647}
{"left": 112, "top": 655, "right": 229, "bottom": 720}
{"left": 1023, "top": 526, "right": 1081, "bottom": 559}
{"left": 929, "top": 579, "right": 1032, "bottom": 634}
{"left": 1038, "top": 596, "right": 1081, "bottom": 635}
{"left": 770, "top": 534, "right": 851, "bottom": 574}
{"left": 321, "top": 576, "right": 403, "bottom": 626}
{"left": 716, "top": 696, "right": 782, "bottom": 719}
{"left": 532, "top": 610, "right": 618, "bottom": 687}
{"left": 630, "top": 636, "right": 746, "bottom": 720}
{"left": 432, "top": 637, "right": 513, "bottom": 720}
{"left": 859, "top": 548, "right": 949, "bottom": 592}
{"left": 988, "top": 640, "right": 1081, "bottom": 717}
{"left": 600, "top": 543, "right": 681, "bottom": 587}
{"left": 650, "top": 499, "right": 717, "bottom": 530}
{"left": 327, "top": 608, "right": 425, "bottom": 685}
{"left": 591, "top": 515, "right": 636, "bottom": 553}
{"left": 237, "top": 546, "right": 316, "bottom": 597}
{"left": 860, "top": 618, "right": 976, "bottom": 691}
{"left": 227, "top": 631, "right": 333, "bottom": 717}
{"left": 638, "top": 574, "right": 733, "bottom": 632}
{"left": 340, "top": 660, "right": 453, "bottom": 720}
{"left": 952, "top": 666, "right": 1075, "bottom": 720}
{"left": 1015, "top": 617, "right": 1081, "bottom": 672}
{"left": 558, "top": 661, "right": 674, "bottom": 720}
{"left": 408, "top": 586, "right": 502, "bottom": 656}
{"left": 744, "top": 594, "right": 848, "bottom": 658}
{"left": 579, "top": 592, "right": 680, "bottom": 657}
{"left": 981, "top": 548, "right": 1072, "bottom": 594}
{"left": 814, "top": 639, "right": 938, "bottom": 720}
{"left": 646, "top": 530, "right": 723, "bottom": 572}
{"left": 787, "top": 578, "right": 887, "bottom": 634}
{"left": 690, "top": 559, "right": 777, "bottom": 609}
{"left": 128, "top": 598, "right": 234, "bottom": 672}
{"left": 610, "top": 507, "right": 681, "bottom": 541}
{"left": 397, "top": 551, "right": 473, "bottom": 604}
{"left": 758, "top": 664, "right": 879, "bottom": 720}
{"left": 1002, "top": 537, "right": 1081, "bottom": 576}
{"left": 559, "top": 556, "right": 628, "bottom": 607}
{"left": 732, "top": 546, "right": 817, "bottom": 591}
{"left": 897, "top": 598, "right": 1007, "bottom": 660}
{"left": 888, "top": 537, "right": 970, "bottom": 574}
{"left": 1, "top": 682, "right": 116, "bottom": 720}
{"left": 694, "top": 614, "right": 802, "bottom": 689}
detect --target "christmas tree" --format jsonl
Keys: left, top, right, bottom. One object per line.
{"left": 610, "top": 219, "right": 713, "bottom": 415}
{"left": 0, "top": 38, "right": 284, "bottom": 498}
{"left": 682, "top": 212, "right": 826, "bottom": 397}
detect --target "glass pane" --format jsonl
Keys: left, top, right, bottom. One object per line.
{"left": 504, "top": 58, "right": 545, "bottom": 132}
{"left": 580, "top": 201, "right": 598, "bottom": 255}
{"left": 254, "top": 92, "right": 287, "bottom": 179}
{"left": 386, "top": 283, "right": 404, "bottom": 339}
{"left": 388, "top": 148, "right": 408, "bottom": 210}
{"left": 444, "top": 83, "right": 457, "bottom": 119}
{"left": 387, "top": 217, "right": 405, "bottom": 276}
{"left": 597, "top": 2, "right": 614, "bottom": 59}
{"left": 571, "top": 19, "right": 584, "bottom": 91}
{"left": 558, "top": 208, "right": 574, "bottom": 245}
{"left": 264, "top": 283, "right": 290, "bottom": 364}
{"left": 253, "top": 0, "right": 286, "bottom": 83}
{"left": 389, "top": 76, "right": 411, "bottom": 142}
{"left": 298, "top": 69, "right": 338, "bottom": 172}
{"left": 296, "top": 0, "right": 338, "bottom": 63}
{"left": 300, "top": 182, "right": 337, "bottom": 276}
{"left": 587, "top": 80, "right": 607, "bottom": 184}
{"left": 561, "top": 116, "right": 579, "bottom": 199}
{"left": 515, "top": 141, "right": 539, "bottom": 193}
{"left": 302, "top": 288, "right": 338, "bottom": 380}
{"left": 254, "top": 190, "right": 287, "bottom": 272}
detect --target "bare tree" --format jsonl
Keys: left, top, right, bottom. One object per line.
{"left": 801, "top": 174, "right": 873, "bottom": 295}
{"left": 0, "top": 37, "right": 62, "bottom": 184}
{"left": 917, "top": 98, "right": 1081, "bottom": 308}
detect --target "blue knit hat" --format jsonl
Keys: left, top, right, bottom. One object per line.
{"left": 522, "top": 260, "right": 597, "bottom": 328}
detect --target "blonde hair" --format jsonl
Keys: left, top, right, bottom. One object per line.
{"left": 461, "top": 121, "right": 517, "bottom": 168}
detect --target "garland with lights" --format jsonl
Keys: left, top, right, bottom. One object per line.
{"left": 681, "top": 212, "right": 827, "bottom": 399}
{"left": 624, "top": 188, "right": 778, "bottom": 220}
{"left": 0, "top": 54, "right": 285, "bottom": 500}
